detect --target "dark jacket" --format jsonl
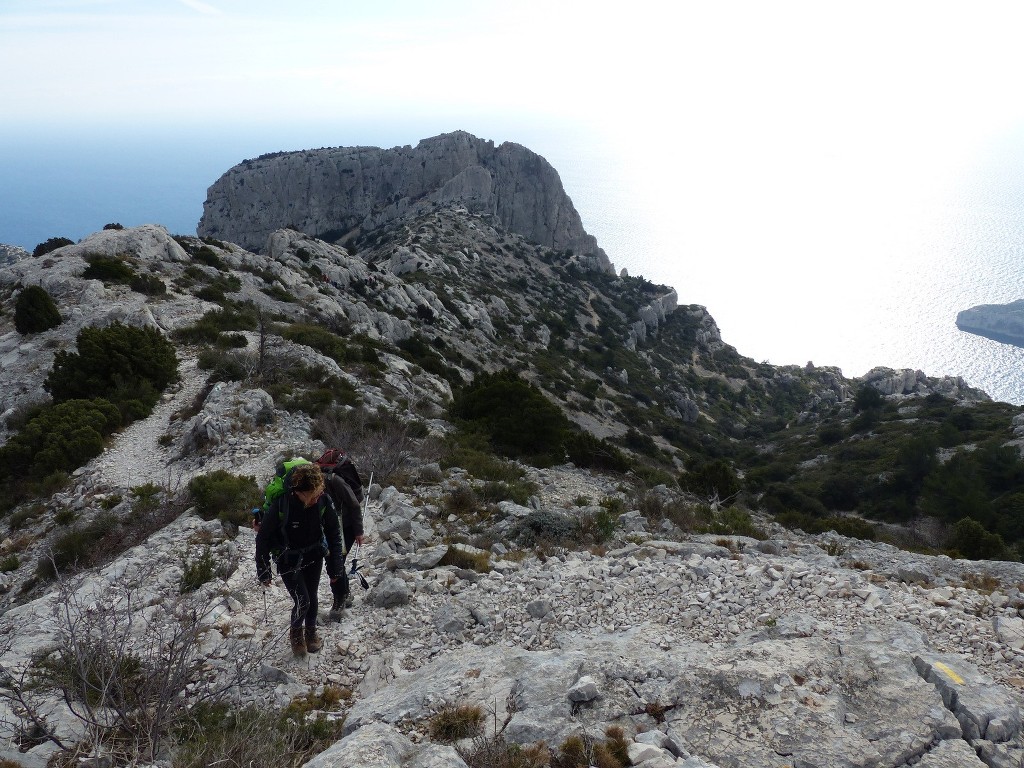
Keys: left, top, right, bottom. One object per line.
{"left": 255, "top": 490, "right": 343, "bottom": 583}
{"left": 324, "top": 472, "right": 364, "bottom": 546}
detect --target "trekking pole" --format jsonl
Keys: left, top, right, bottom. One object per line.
{"left": 262, "top": 583, "right": 269, "bottom": 625}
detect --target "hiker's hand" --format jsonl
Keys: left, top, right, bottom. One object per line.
{"left": 329, "top": 575, "right": 338, "bottom": 584}
{"left": 261, "top": 579, "right": 271, "bottom": 587}
{"left": 354, "top": 535, "right": 364, "bottom": 546}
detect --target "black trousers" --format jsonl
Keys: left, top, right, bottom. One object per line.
{"left": 330, "top": 531, "right": 357, "bottom": 605}
{"left": 279, "top": 554, "right": 322, "bottom": 629}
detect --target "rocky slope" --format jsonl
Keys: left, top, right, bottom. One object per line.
{"left": 198, "top": 130, "right": 611, "bottom": 273}
{"left": 0, "top": 145, "right": 1017, "bottom": 767}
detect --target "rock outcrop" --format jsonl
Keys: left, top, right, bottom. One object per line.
{"left": 198, "top": 131, "right": 612, "bottom": 272}
{"left": 860, "top": 366, "right": 991, "bottom": 402}
{"left": 957, "top": 300, "right": 1024, "bottom": 347}
{"left": 0, "top": 243, "right": 29, "bottom": 266}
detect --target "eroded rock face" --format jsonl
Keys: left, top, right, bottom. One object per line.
{"left": 198, "top": 131, "right": 612, "bottom": 272}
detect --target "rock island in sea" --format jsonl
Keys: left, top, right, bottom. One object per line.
{"left": 956, "top": 299, "right": 1024, "bottom": 347}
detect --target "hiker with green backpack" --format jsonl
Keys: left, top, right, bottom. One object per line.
{"left": 255, "top": 461, "right": 344, "bottom": 657}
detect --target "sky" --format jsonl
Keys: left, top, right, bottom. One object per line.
{"left": 6, "top": 0, "right": 1024, "bottom": 383}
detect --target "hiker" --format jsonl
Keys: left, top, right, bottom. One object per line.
{"left": 317, "top": 449, "right": 365, "bottom": 620}
{"left": 255, "top": 462, "right": 343, "bottom": 657}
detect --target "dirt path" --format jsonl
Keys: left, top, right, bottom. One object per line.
{"left": 87, "top": 355, "right": 209, "bottom": 492}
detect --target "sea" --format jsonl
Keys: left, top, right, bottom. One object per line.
{"left": 3, "top": 121, "right": 1024, "bottom": 406}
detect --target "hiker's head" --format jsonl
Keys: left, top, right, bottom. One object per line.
{"left": 291, "top": 463, "right": 325, "bottom": 505}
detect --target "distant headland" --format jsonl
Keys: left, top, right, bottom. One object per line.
{"left": 956, "top": 299, "right": 1024, "bottom": 347}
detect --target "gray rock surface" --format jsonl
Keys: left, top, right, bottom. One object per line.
{"left": 198, "top": 131, "right": 612, "bottom": 272}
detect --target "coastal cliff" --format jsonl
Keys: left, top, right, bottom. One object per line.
{"left": 957, "top": 299, "right": 1024, "bottom": 347}
{"left": 198, "top": 130, "right": 612, "bottom": 273}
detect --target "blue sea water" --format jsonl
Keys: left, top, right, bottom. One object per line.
{"left": 2, "top": 123, "right": 1024, "bottom": 405}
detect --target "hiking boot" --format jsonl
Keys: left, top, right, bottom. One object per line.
{"left": 328, "top": 600, "right": 344, "bottom": 623}
{"left": 305, "top": 627, "right": 323, "bottom": 653}
{"left": 289, "top": 626, "right": 306, "bottom": 657}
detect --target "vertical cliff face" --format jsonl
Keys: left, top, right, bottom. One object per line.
{"left": 197, "top": 131, "right": 612, "bottom": 271}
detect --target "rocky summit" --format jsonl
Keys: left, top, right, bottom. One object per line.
{"left": 0, "top": 134, "right": 1022, "bottom": 768}
{"left": 199, "top": 130, "right": 611, "bottom": 273}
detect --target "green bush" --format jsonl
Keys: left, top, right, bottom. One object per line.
{"left": 174, "top": 305, "right": 259, "bottom": 345}
{"left": 180, "top": 546, "right": 217, "bottom": 593}
{"left": 130, "top": 273, "right": 167, "bottom": 295}
{"left": 187, "top": 470, "right": 261, "bottom": 525}
{"left": 0, "top": 398, "right": 121, "bottom": 481}
{"left": 949, "top": 517, "right": 1010, "bottom": 560}
{"left": 854, "top": 385, "right": 884, "bottom": 412}
{"left": 32, "top": 237, "right": 74, "bottom": 257}
{"left": 82, "top": 254, "right": 136, "bottom": 284}
{"left": 564, "top": 431, "right": 631, "bottom": 472}
{"left": 14, "top": 285, "right": 62, "bottom": 334}
{"left": 452, "top": 370, "right": 570, "bottom": 465}
{"left": 45, "top": 323, "right": 178, "bottom": 412}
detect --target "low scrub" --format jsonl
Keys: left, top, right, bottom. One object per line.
{"left": 187, "top": 470, "right": 262, "bottom": 526}
{"left": 14, "top": 285, "right": 62, "bottom": 334}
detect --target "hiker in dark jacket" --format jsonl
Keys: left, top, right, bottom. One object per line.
{"left": 255, "top": 463, "right": 343, "bottom": 657}
{"left": 323, "top": 471, "right": 364, "bottom": 620}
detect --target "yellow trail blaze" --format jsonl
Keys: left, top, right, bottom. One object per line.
{"left": 933, "top": 662, "right": 965, "bottom": 685}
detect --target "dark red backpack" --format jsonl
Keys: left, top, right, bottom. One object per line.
{"left": 315, "top": 449, "right": 364, "bottom": 502}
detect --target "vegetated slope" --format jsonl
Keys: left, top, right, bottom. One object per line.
{"left": 3, "top": 216, "right": 1024, "bottom": 766}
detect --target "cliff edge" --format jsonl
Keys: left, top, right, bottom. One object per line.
{"left": 198, "top": 130, "right": 612, "bottom": 272}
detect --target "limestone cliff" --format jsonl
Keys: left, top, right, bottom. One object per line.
{"left": 957, "top": 299, "right": 1024, "bottom": 347}
{"left": 198, "top": 131, "right": 612, "bottom": 272}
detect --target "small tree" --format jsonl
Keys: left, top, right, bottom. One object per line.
{"left": 32, "top": 236, "right": 74, "bottom": 257}
{"left": 854, "top": 384, "right": 884, "bottom": 412}
{"left": 14, "top": 285, "right": 62, "bottom": 334}
{"left": 45, "top": 323, "right": 179, "bottom": 411}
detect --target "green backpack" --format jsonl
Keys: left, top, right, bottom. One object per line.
{"left": 260, "top": 457, "right": 311, "bottom": 518}
{"left": 253, "top": 458, "right": 340, "bottom": 560}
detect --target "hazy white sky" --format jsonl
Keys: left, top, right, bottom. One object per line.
{"left": 5, "top": 0, "right": 1024, "bottom": 145}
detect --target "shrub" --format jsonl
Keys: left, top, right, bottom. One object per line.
{"left": 32, "top": 236, "right": 73, "bottom": 257}
{"left": 949, "top": 517, "right": 1010, "bottom": 560}
{"left": 45, "top": 323, "right": 178, "bottom": 411}
{"left": 82, "top": 254, "right": 136, "bottom": 284}
{"left": 0, "top": 554, "right": 18, "bottom": 572}
{"left": 429, "top": 704, "right": 485, "bottom": 742}
{"left": 0, "top": 398, "right": 121, "bottom": 481}
{"left": 14, "top": 285, "right": 62, "bottom": 334}
{"left": 103, "top": 222, "right": 124, "bottom": 230}
{"left": 36, "top": 512, "right": 118, "bottom": 579}
{"left": 438, "top": 546, "right": 491, "bottom": 573}
{"left": 130, "top": 273, "right": 167, "bottom": 295}
{"left": 564, "top": 431, "right": 631, "bottom": 472}
{"left": 680, "top": 458, "right": 741, "bottom": 502}
{"left": 452, "top": 370, "right": 571, "bottom": 465}
{"left": 708, "top": 507, "right": 763, "bottom": 538}
{"left": 315, "top": 407, "right": 433, "bottom": 486}
{"left": 479, "top": 480, "right": 537, "bottom": 506}
{"left": 187, "top": 470, "right": 261, "bottom": 525}
{"left": 512, "top": 510, "right": 578, "bottom": 547}
{"left": 180, "top": 546, "right": 217, "bottom": 593}
{"left": 854, "top": 385, "right": 884, "bottom": 412}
